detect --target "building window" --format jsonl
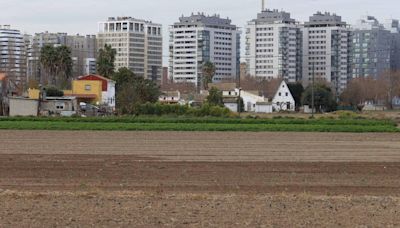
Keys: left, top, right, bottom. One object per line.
{"left": 279, "top": 92, "right": 282, "bottom": 96}
{"left": 85, "top": 85, "right": 91, "bottom": 91}
{"left": 56, "top": 103, "right": 65, "bottom": 110}
{"left": 286, "top": 92, "right": 288, "bottom": 96}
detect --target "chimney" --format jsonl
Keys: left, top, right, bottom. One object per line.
{"left": 262, "top": 0, "right": 265, "bottom": 11}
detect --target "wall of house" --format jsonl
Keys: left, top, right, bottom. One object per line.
{"left": 102, "top": 81, "right": 116, "bottom": 107}
{"left": 239, "top": 90, "right": 266, "bottom": 112}
{"left": 224, "top": 103, "right": 238, "bottom": 112}
{"left": 222, "top": 90, "right": 238, "bottom": 97}
{"left": 72, "top": 80, "right": 102, "bottom": 103}
{"left": 9, "top": 98, "right": 38, "bottom": 117}
{"left": 272, "top": 82, "right": 296, "bottom": 112}
{"left": 256, "top": 104, "right": 273, "bottom": 113}
{"left": 41, "top": 99, "right": 78, "bottom": 116}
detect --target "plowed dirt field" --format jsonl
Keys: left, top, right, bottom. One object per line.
{"left": 1, "top": 130, "right": 400, "bottom": 227}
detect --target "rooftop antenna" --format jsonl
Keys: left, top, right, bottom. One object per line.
{"left": 262, "top": 0, "right": 265, "bottom": 11}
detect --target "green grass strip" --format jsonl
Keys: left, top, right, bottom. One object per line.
{"left": 0, "top": 121, "right": 398, "bottom": 133}
{"left": 0, "top": 116, "right": 396, "bottom": 127}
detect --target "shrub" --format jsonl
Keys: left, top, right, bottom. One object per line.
{"left": 133, "top": 103, "right": 231, "bottom": 117}
{"left": 45, "top": 87, "right": 64, "bottom": 97}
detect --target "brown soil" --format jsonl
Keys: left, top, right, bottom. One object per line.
{"left": 1, "top": 130, "right": 400, "bottom": 227}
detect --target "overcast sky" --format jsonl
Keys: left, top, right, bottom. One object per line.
{"left": 1, "top": 0, "right": 398, "bottom": 65}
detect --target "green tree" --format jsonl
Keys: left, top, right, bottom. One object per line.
{"left": 302, "top": 84, "right": 337, "bottom": 113}
{"left": 97, "top": 44, "right": 117, "bottom": 78}
{"left": 56, "top": 46, "right": 73, "bottom": 88}
{"left": 287, "top": 82, "right": 304, "bottom": 110}
{"left": 40, "top": 45, "right": 56, "bottom": 85}
{"left": 39, "top": 45, "right": 72, "bottom": 88}
{"left": 112, "top": 67, "right": 135, "bottom": 90}
{"left": 113, "top": 68, "right": 160, "bottom": 114}
{"left": 202, "top": 61, "right": 216, "bottom": 90}
{"left": 206, "top": 87, "right": 224, "bottom": 107}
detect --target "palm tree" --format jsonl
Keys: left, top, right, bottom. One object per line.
{"left": 39, "top": 45, "right": 56, "bottom": 85}
{"left": 39, "top": 45, "right": 73, "bottom": 88}
{"left": 202, "top": 61, "right": 216, "bottom": 90}
{"left": 56, "top": 46, "right": 73, "bottom": 88}
{"left": 97, "top": 44, "right": 117, "bottom": 78}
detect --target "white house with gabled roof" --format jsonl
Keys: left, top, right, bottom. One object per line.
{"left": 271, "top": 80, "right": 295, "bottom": 112}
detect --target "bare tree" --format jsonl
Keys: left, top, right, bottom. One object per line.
{"left": 341, "top": 77, "right": 383, "bottom": 108}
{"left": 378, "top": 70, "right": 400, "bottom": 109}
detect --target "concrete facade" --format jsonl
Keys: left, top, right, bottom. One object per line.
{"left": 384, "top": 19, "right": 400, "bottom": 71}
{"left": 302, "top": 12, "right": 353, "bottom": 94}
{"left": 169, "top": 13, "right": 241, "bottom": 86}
{"left": 0, "top": 26, "right": 27, "bottom": 88}
{"left": 98, "top": 17, "right": 163, "bottom": 81}
{"left": 9, "top": 97, "right": 38, "bottom": 116}
{"left": 41, "top": 97, "right": 78, "bottom": 116}
{"left": 245, "top": 9, "right": 302, "bottom": 82}
{"left": 352, "top": 16, "right": 391, "bottom": 79}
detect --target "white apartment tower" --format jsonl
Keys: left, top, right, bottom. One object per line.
{"left": 302, "top": 12, "right": 352, "bottom": 94}
{"left": 169, "top": 13, "right": 241, "bottom": 86}
{"left": 245, "top": 9, "right": 302, "bottom": 82}
{"left": 0, "top": 25, "right": 27, "bottom": 87}
{"left": 98, "top": 17, "right": 163, "bottom": 81}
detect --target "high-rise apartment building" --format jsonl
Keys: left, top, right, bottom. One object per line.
{"left": 169, "top": 13, "right": 241, "bottom": 86}
{"left": 302, "top": 12, "right": 352, "bottom": 94}
{"left": 0, "top": 25, "right": 27, "bottom": 88}
{"left": 384, "top": 19, "right": 400, "bottom": 71}
{"left": 66, "top": 34, "right": 97, "bottom": 77}
{"left": 97, "top": 17, "right": 163, "bottom": 81}
{"left": 245, "top": 9, "right": 302, "bottom": 83}
{"left": 352, "top": 16, "right": 391, "bottom": 79}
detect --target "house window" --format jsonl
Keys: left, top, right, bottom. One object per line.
{"left": 279, "top": 92, "right": 282, "bottom": 96}
{"left": 286, "top": 92, "right": 288, "bottom": 96}
{"left": 56, "top": 103, "right": 65, "bottom": 110}
{"left": 85, "top": 85, "right": 91, "bottom": 91}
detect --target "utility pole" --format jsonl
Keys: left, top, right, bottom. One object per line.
{"left": 311, "top": 62, "right": 315, "bottom": 118}
{"left": 238, "top": 75, "right": 241, "bottom": 117}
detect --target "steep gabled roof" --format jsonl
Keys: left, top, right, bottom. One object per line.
{"left": 263, "top": 79, "right": 283, "bottom": 100}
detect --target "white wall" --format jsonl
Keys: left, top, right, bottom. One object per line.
{"left": 256, "top": 104, "right": 273, "bottom": 113}
{"left": 9, "top": 98, "right": 38, "bottom": 117}
{"left": 102, "top": 80, "right": 116, "bottom": 108}
{"left": 239, "top": 89, "right": 266, "bottom": 112}
{"left": 224, "top": 103, "right": 238, "bottom": 112}
{"left": 272, "top": 81, "right": 296, "bottom": 111}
